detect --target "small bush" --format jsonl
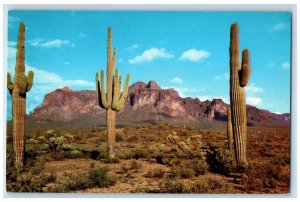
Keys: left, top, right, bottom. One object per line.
{"left": 90, "top": 150, "right": 100, "bottom": 160}
{"left": 159, "top": 179, "right": 189, "bottom": 193}
{"left": 129, "top": 159, "right": 142, "bottom": 170}
{"left": 64, "top": 172, "right": 92, "bottom": 191}
{"left": 171, "top": 165, "right": 195, "bottom": 179}
{"left": 133, "top": 149, "right": 145, "bottom": 159}
{"left": 116, "top": 131, "right": 124, "bottom": 142}
{"left": 145, "top": 167, "right": 165, "bottom": 178}
{"left": 58, "top": 150, "right": 83, "bottom": 159}
{"left": 206, "top": 145, "right": 234, "bottom": 175}
{"left": 191, "top": 176, "right": 235, "bottom": 193}
{"left": 88, "top": 167, "right": 116, "bottom": 188}
{"left": 104, "top": 157, "right": 120, "bottom": 164}
{"left": 187, "top": 159, "right": 208, "bottom": 176}
{"left": 118, "top": 160, "right": 142, "bottom": 174}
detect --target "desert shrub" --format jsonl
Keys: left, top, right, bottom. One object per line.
{"left": 90, "top": 150, "right": 100, "bottom": 160}
{"left": 116, "top": 131, "right": 125, "bottom": 142}
{"left": 30, "top": 161, "right": 45, "bottom": 175}
{"left": 58, "top": 150, "right": 84, "bottom": 159}
{"left": 118, "top": 160, "right": 142, "bottom": 174}
{"left": 104, "top": 157, "right": 120, "bottom": 164}
{"left": 29, "top": 130, "right": 81, "bottom": 160}
{"left": 118, "top": 162, "right": 131, "bottom": 174}
{"left": 129, "top": 159, "right": 142, "bottom": 170}
{"left": 6, "top": 149, "right": 56, "bottom": 192}
{"left": 7, "top": 171, "right": 56, "bottom": 192}
{"left": 191, "top": 176, "right": 235, "bottom": 193}
{"left": 170, "top": 165, "right": 195, "bottom": 179}
{"left": 158, "top": 179, "right": 189, "bottom": 193}
{"left": 58, "top": 167, "right": 116, "bottom": 192}
{"left": 97, "top": 149, "right": 108, "bottom": 159}
{"left": 242, "top": 161, "right": 288, "bottom": 192}
{"left": 206, "top": 145, "right": 234, "bottom": 175}
{"left": 118, "top": 150, "right": 133, "bottom": 159}
{"left": 160, "top": 131, "right": 203, "bottom": 160}
{"left": 132, "top": 149, "right": 145, "bottom": 159}
{"left": 145, "top": 167, "right": 165, "bottom": 178}
{"left": 88, "top": 167, "right": 116, "bottom": 188}
{"left": 187, "top": 159, "right": 208, "bottom": 176}
{"left": 64, "top": 172, "right": 92, "bottom": 191}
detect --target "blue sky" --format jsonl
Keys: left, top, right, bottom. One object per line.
{"left": 7, "top": 11, "right": 291, "bottom": 119}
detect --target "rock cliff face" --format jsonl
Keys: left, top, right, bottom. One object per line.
{"left": 30, "top": 81, "right": 290, "bottom": 125}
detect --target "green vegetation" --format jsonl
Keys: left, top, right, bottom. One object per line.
{"left": 6, "top": 123, "right": 290, "bottom": 193}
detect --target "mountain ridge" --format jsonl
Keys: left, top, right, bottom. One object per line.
{"left": 29, "top": 81, "right": 290, "bottom": 126}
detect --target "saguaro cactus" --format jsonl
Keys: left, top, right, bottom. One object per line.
{"left": 96, "top": 27, "right": 130, "bottom": 159}
{"left": 227, "top": 106, "right": 234, "bottom": 154}
{"left": 229, "top": 23, "right": 251, "bottom": 170}
{"left": 7, "top": 23, "right": 34, "bottom": 168}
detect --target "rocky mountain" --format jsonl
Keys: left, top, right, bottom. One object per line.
{"left": 29, "top": 81, "right": 290, "bottom": 126}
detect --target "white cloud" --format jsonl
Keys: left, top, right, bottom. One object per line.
{"left": 79, "top": 33, "right": 87, "bottom": 37}
{"left": 162, "top": 86, "right": 205, "bottom": 98}
{"left": 270, "top": 22, "right": 288, "bottom": 32}
{"left": 198, "top": 95, "right": 213, "bottom": 101}
{"left": 8, "top": 41, "right": 17, "bottom": 47}
{"left": 266, "top": 62, "right": 275, "bottom": 68}
{"left": 197, "top": 95, "right": 229, "bottom": 104}
{"left": 129, "top": 48, "right": 174, "bottom": 64}
{"left": 7, "top": 62, "right": 94, "bottom": 114}
{"left": 247, "top": 97, "right": 262, "bottom": 106}
{"left": 170, "top": 77, "right": 183, "bottom": 84}
{"left": 8, "top": 16, "right": 21, "bottom": 28}
{"left": 64, "top": 62, "right": 70, "bottom": 65}
{"left": 28, "top": 38, "right": 72, "bottom": 48}
{"left": 214, "top": 73, "right": 229, "bottom": 80}
{"left": 281, "top": 62, "right": 290, "bottom": 70}
{"left": 246, "top": 83, "right": 263, "bottom": 94}
{"left": 128, "top": 44, "right": 139, "bottom": 50}
{"left": 179, "top": 49, "right": 210, "bottom": 62}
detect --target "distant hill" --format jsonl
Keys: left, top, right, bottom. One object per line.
{"left": 29, "top": 81, "right": 290, "bottom": 127}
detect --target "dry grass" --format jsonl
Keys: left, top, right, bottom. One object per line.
{"left": 6, "top": 123, "right": 290, "bottom": 194}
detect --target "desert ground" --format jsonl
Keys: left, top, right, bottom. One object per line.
{"left": 6, "top": 121, "right": 290, "bottom": 194}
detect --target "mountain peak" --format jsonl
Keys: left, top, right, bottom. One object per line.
{"left": 147, "top": 80, "right": 161, "bottom": 90}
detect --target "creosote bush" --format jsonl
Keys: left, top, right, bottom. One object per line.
{"left": 206, "top": 145, "right": 235, "bottom": 175}
{"left": 51, "top": 167, "right": 116, "bottom": 192}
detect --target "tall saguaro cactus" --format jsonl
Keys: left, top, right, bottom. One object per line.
{"left": 7, "top": 23, "right": 34, "bottom": 168}
{"left": 229, "top": 23, "right": 251, "bottom": 170}
{"left": 96, "top": 27, "right": 130, "bottom": 159}
{"left": 227, "top": 106, "right": 234, "bottom": 154}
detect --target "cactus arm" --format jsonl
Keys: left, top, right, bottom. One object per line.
{"left": 112, "top": 48, "right": 116, "bottom": 69}
{"left": 96, "top": 72, "right": 99, "bottom": 99}
{"left": 96, "top": 72, "right": 103, "bottom": 107}
{"left": 18, "top": 73, "right": 27, "bottom": 95}
{"left": 26, "top": 70, "right": 34, "bottom": 92}
{"left": 117, "top": 76, "right": 122, "bottom": 100}
{"left": 100, "top": 70, "right": 109, "bottom": 109}
{"left": 116, "top": 73, "right": 130, "bottom": 111}
{"left": 239, "top": 49, "right": 251, "bottom": 87}
{"left": 7, "top": 72, "right": 14, "bottom": 93}
{"left": 112, "top": 68, "right": 120, "bottom": 109}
